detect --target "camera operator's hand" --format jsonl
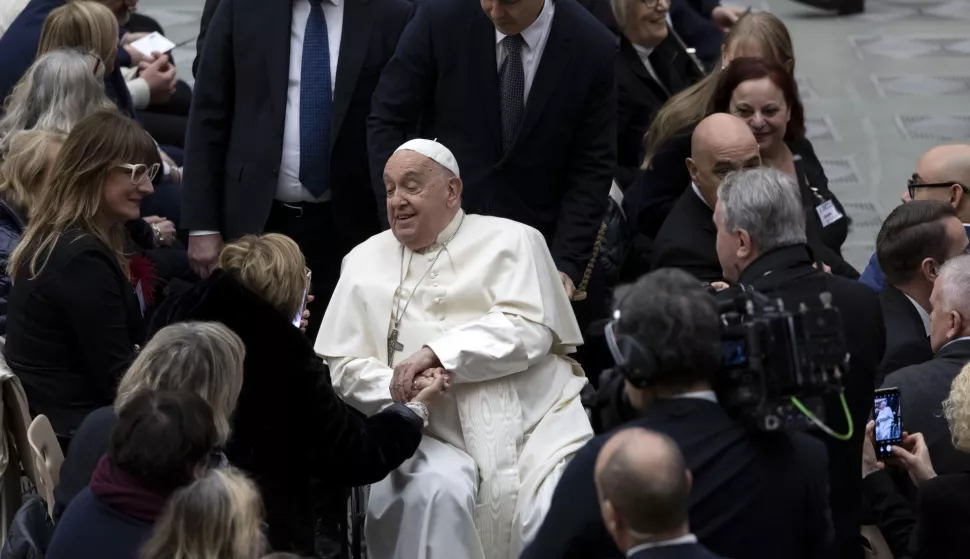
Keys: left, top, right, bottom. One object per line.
{"left": 891, "top": 432, "right": 937, "bottom": 485}
{"left": 862, "top": 421, "right": 885, "bottom": 478}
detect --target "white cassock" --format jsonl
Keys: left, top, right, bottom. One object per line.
{"left": 315, "top": 210, "right": 593, "bottom": 559}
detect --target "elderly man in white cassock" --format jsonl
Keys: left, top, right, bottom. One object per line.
{"left": 315, "top": 139, "right": 593, "bottom": 559}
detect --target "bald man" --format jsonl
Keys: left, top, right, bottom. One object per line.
{"left": 860, "top": 144, "right": 970, "bottom": 292}
{"left": 596, "top": 428, "right": 725, "bottom": 559}
{"left": 650, "top": 114, "right": 761, "bottom": 281}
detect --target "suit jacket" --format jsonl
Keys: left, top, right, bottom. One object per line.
{"left": 183, "top": 0, "right": 412, "bottom": 249}
{"left": 4, "top": 231, "right": 143, "bottom": 439}
{"left": 878, "top": 284, "right": 933, "bottom": 383}
{"left": 367, "top": 0, "right": 617, "bottom": 283}
{"left": 650, "top": 187, "right": 720, "bottom": 282}
{"left": 615, "top": 34, "right": 703, "bottom": 189}
{"left": 521, "top": 398, "right": 832, "bottom": 559}
{"left": 630, "top": 543, "right": 726, "bottom": 559}
{"left": 192, "top": 0, "right": 222, "bottom": 78}
{"left": 728, "top": 244, "right": 885, "bottom": 559}
{"left": 882, "top": 339, "right": 970, "bottom": 476}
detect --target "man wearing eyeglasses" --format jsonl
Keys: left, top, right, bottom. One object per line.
{"left": 859, "top": 145, "right": 970, "bottom": 293}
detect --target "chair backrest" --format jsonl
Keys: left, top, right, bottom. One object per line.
{"left": 26, "top": 416, "right": 63, "bottom": 519}
{"left": 0, "top": 337, "right": 38, "bottom": 540}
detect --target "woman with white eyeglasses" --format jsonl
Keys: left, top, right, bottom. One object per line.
{"left": 5, "top": 108, "right": 158, "bottom": 448}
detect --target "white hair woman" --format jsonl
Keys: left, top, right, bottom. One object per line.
{"left": 146, "top": 233, "right": 450, "bottom": 554}
{"left": 53, "top": 321, "right": 246, "bottom": 520}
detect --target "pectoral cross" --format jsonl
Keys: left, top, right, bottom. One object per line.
{"left": 387, "top": 327, "right": 404, "bottom": 366}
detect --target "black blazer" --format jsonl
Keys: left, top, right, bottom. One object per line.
{"left": 146, "top": 270, "right": 423, "bottom": 554}
{"left": 878, "top": 284, "right": 933, "bottom": 384}
{"left": 650, "top": 188, "right": 720, "bottom": 282}
{"left": 630, "top": 543, "right": 727, "bottom": 559}
{"left": 615, "top": 34, "right": 703, "bottom": 189}
{"left": 367, "top": 0, "right": 617, "bottom": 282}
{"left": 183, "top": 0, "right": 413, "bottom": 250}
{"left": 521, "top": 398, "right": 832, "bottom": 559}
{"left": 913, "top": 473, "right": 970, "bottom": 559}
{"left": 4, "top": 231, "right": 142, "bottom": 439}
{"left": 881, "top": 339, "right": 970, "bottom": 476}
{"left": 730, "top": 244, "right": 885, "bottom": 559}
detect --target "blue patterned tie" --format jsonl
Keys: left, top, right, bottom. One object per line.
{"left": 299, "top": 0, "right": 331, "bottom": 198}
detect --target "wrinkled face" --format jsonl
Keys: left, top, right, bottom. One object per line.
{"left": 714, "top": 201, "right": 742, "bottom": 282}
{"left": 480, "top": 0, "right": 545, "bottom": 37}
{"left": 623, "top": 0, "right": 670, "bottom": 49}
{"left": 690, "top": 141, "right": 761, "bottom": 194}
{"left": 384, "top": 151, "right": 460, "bottom": 250}
{"left": 100, "top": 164, "right": 154, "bottom": 224}
{"left": 729, "top": 77, "right": 790, "bottom": 153}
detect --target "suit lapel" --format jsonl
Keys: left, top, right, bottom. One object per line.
{"left": 509, "top": 7, "right": 571, "bottom": 156}
{"left": 332, "top": 0, "right": 373, "bottom": 148}
{"left": 471, "top": 13, "right": 502, "bottom": 154}
{"left": 265, "top": 0, "right": 293, "bottom": 130}
{"left": 620, "top": 36, "right": 669, "bottom": 102}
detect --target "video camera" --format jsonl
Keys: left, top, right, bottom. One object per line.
{"left": 716, "top": 289, "right": 849, "bottom": 432}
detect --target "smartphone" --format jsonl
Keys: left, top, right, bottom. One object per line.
{"left": 292, "top": 270, "right": 312, "bottom": 328}
{"left": 873, "top": 387, "right": 902, "bottom": 460}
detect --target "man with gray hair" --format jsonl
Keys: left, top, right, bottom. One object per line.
{"left": 880, "top": 253, "right": 970, "bottom": 475}
{"left": 713, "top": 166, "right": 884, "bottom": 559}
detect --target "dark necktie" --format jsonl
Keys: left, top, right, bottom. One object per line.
{"left": 499, "top": 34, "right": 525, "bottom": 154}
{"left": 299, "top": 0, "right": 331, "bottom": 198}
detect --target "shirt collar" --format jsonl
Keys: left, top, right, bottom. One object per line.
{"left": 942, "top": 336, "right": 970, "bottom": 352}
{"left": 691, "top": 183, "right": 711, "bottom": 210}
{"left": 495, "top": 0, "right": 553, "bottom": 50}
{"left": 632, "top": 43, "right": 654, "bottom": 61}
{"left": 627, "top": 535, "right": 699, "bottom": 556}
{"left": 672, "top": 390, "right": 718, "bottom": 404}
{"left": 415, "top": 210, "right": 465, "bottom": 254}
{"left": 902, "top": 293, "right": 931, "bottom": 336}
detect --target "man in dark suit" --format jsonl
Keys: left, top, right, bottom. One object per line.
{"left": 882, "top": 254, "right": 970, "bottom": 475}
{"left": 714, "top": 167, "right": 885, "bottom": 559}
{"left": 613, "top": 0, "right": 703, "bottom": 189}
{"left": 595, "top": 428, "right": 726, "bottom": 559}
{"left": 368, "top": 0, "right": 615, "bottom": 299}
{"left": 523, "top": 268, "right": 833, "bottom": 559}
{"left": 651, "top": 113, "right": 760, "bottom": 282}
{"left": 875, "top": 201, "right": 969, "bottom": 382}
{"left": 183, "top": 0, "right": 412, "bottom": 338}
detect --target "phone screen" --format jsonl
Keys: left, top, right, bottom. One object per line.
{"left": 292, "top": 270, "right": 312, "bottom": 328}
{"left": 873, "top": 388, "right": 902, "bottom": 460}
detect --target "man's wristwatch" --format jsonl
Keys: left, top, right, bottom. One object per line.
{"left": 405, "top": 401, "right": 429, "bottom": 427}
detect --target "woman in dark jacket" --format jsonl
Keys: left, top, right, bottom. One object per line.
{"left": 146, "top": 233, "right": 449, "bottom": 555}
{"left": 47, "top": 390, "right": 223, "bottom": 559}
{"left": 4, "top": 110, "right": 157, "bottom": 443}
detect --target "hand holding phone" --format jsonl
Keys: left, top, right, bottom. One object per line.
{"left": 292, "top": 270, "right": 312, "bottom": 328}
{"left": 873, "top": 388, "right": 902, "bottom": 460}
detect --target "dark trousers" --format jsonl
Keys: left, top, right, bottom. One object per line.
{"left": 264, "top": 201, "right": 342, "bottom": 342}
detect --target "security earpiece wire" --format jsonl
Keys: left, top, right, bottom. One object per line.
{"left": 790, "top": 391, "right": 854, "bottom": 441}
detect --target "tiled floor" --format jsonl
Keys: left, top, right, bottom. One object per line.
{"left": 141, "top": 0, "right": 970, "bottom": 271}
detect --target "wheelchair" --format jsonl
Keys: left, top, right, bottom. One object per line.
{"left": 341, "top": 485, "right": 368, "bottom": 559}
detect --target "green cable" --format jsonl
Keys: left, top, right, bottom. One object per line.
{"left": 790, "top": 392, "right": 854, "bottom": 441}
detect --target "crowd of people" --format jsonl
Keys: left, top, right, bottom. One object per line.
{"left": 0, "top": 0, "right": 961, "bottom": 557}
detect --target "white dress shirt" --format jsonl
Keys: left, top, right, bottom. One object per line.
{"left": 191, "top": 0, "right": 343, "bottom": 237}
{"left": 494, "top": 0, "right": 555, "bottom": 105}
{"left": 627, "top": 534, "right": 699, "bottom": 556}
{"left": 631, "top": 43, "right": 667, "bottom": 95}
{"left": 903, "top": 293, "right": 931, "bottom": 336}
{"left": 691, "top": 182, "right": 711, "bottom": 209}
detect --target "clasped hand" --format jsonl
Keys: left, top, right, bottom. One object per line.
{"left": 391, "top": 347, "right": 450, "bottom": 403}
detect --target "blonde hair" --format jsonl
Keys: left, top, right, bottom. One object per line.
{"left": 115, "top": 322, "right": 245, "bottom": 446}
{"left": 139, "top": 468, "right": 266, "bottom": 559}
{"left": 642, "top": 12, "right": 794, "bottom": 169}
{"left": 0, "top": 130, "right": 65, "bottom": 216}
{"left": 945, "top": 363, "right": 970, "bottom": 452}
{"left": 218, "top": 233, "right": 309, "bottom": 320}
{"left": 8, "top": 109, "right": 157, "bottom": 281}
{"left": 38, "top": 1, "right": 118, "bottom": 71}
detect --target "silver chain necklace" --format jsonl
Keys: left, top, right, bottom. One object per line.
{"left": 387, "top": 212, "right": 465, "bottom": 366}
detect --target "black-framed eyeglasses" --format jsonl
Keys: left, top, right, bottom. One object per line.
{"left": 118, "top": 163, "right": 160, "bottom": 185}
{"left": 907, "top": 173, "right": 969, "bottom": 200}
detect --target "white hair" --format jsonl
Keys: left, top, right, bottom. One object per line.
{"left": 717, "top": 167, "right": 807, "bottom": 252}
{"left": 0, "top": 48, "right": 114, "bottom": 157}
{"left": 936, "top": 254, "right": 970, "bottom": 321}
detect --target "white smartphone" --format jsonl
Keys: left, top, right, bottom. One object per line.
{"left": 292, "top": 270, "right": 312, "bottom": 328}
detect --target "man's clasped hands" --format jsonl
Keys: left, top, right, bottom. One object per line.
{"left": 390, "top": 346, "right": 453, "bottom": 404}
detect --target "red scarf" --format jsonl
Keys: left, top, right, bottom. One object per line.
{"left": 89, "top": 455, "right": 168, "bottom": 523}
